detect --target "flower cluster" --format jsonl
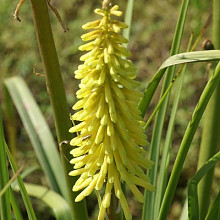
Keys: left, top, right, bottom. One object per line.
{"left": 69, "top": 4, "right": 154, "bottom": 220}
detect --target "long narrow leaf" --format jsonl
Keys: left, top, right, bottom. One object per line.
{"left": 5, "top": 142, "right": 37, "bottom": 220}
{"left": 0, "top": 109, "right": 11, "bottom": 220}
{"left": 5, "top": 76, "right": 68, "bottom": 200}
{"left": 13, "top": 183, "right": 72, "bottom": 220}
{"left": 188, "top": 151, "right": 220, "bottom": 220}
{"left": 197, "top": 0, "right": 220, "bottom": 218}
{"left": 160, "top": 50, "right": 220, "bottom": 69}
{"left": 205, "top": 189, "right": 220, "bottom": 220}
{"left": 158, "top": 62, "right": 220, "bottom": 219}
{"left": 139, "top": 50, "right": 220, "bottom": 116}
{"left": 141, "top": 50, "right": 220, "bottom": 220}
{"left": 154, "top": 35, "right": 193, "bottom": 218}
{"left": 10, "top": 188, "right": 24, "bottom": 220}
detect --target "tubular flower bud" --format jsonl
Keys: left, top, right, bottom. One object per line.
{"left": 69, "top": 4, "right": 154, "bottom": 220}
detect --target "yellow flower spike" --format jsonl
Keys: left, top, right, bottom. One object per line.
{"left": 69, "top": 3, "right": 154, "bottom": 220}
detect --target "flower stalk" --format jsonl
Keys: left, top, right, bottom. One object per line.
{"left": 69, "top": 3, "right": 154, "bottom": 220}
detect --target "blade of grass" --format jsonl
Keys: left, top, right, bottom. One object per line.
{"left": 188, "top": 151, "right": 220, "bottom": 220}
{"left": 5, "top": 142, "right": 37, "bottom": 220}
{"left": 29, "top": 1, "right": 88, "bottom": 219}
{"left": 154, "top": 34, "right": 193, "bottom": 219}
{"left": 10, "top": 188, "right": 24, "bottom": 220}
{"left": 205, "top": 189, "right": 220, "bottom": 220}
{"left": 158, "top": 61, "right": 220, "bottom": 219}
{"left": 3, "top": 86, "right": 17, "bottom": 159}
{"left": 5, "top": 76, "right": 68, "bottom": 200}
{"left": 138, "top": 49, "right": 220, "bottom": 118}
{"left": 160, "top": 50, "right": 220, "bottom": 69}
{"left": 10, "top": 166, "right": 41, "bottom": 220}
{"left": 144, "top": 64, "right": 185, "bottom": 130}
{"left": 139, "top": 49, "right": 220, "bottom": 220}
{"left": 13, "top": 183, "right": 72, "bottom": 220}
{"left": 139, "top": 0, "right": 189, "bottom": 119}
{"left": 140, "top": 50, "right": 220, "bottom": 220}
{"left": 0, "top": 108, "right": 11, "bottom": 220}
{"left": 197, "top": 0, "right": 220, "bottom": 218}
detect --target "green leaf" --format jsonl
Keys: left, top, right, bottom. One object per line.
{"left": 154, "top": 34, "right": 193, "bottom": 218}
{"left": 139, "top": 50, "right": 220, "bottom": 116}
{"left": 205, "top": 189, "right": 220, "bottom": 220}
{"left": 5, "top": 142, "right": 37, "bottom": 220}
{"left": 0, "top": 109, "right": 11, "bottom": 220}
{"left": 160, "top": 50, "right": 220, "bottom": 69}
{"left": 13, "top": 183, "right": 72, "bottom": 220}
{"left": 188, "top": 151, "right": 220, "bottom": 220}
{"left": 142, "top": 1, "right": 190, "bottom": 219}
{"left": 159, "top": 62, "right": 220, "bottom": 219}
{"left": 10, "top": 188, "right": 24, "bottom": 220}
{"left": 4, "top": 76, "right": 68, "bottom": 200}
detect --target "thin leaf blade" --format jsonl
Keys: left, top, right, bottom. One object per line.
{"left": 13, "top": 183, "right": 72, "bottom": 220}
{"left": 0, "top": 108, "right": 11, "bottom": 220}
{"left": 4, "top": 76, "right": 68, "bottom": 200}
{"left": 188, "top": 151, "right": 220, "bottom": 220}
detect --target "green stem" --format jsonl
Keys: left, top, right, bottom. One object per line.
{"left": 28, "top": 1, "right": 88, "bottom": 219}
{"left": 123, "top": 0, "right": 134, "bottom": 40}
{"left": 158, "top": 62, "right": 220, "bottom": 220}
{"left": 197, "top": 1, "right": 220, "bottom": 219}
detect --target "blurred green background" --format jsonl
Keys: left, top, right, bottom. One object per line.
{"left": 1, "top": 0, "right": 218, "bottom": 219}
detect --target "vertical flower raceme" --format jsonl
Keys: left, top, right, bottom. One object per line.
{"left": 69, "top": 3, "right": 154, "bottom": 220}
